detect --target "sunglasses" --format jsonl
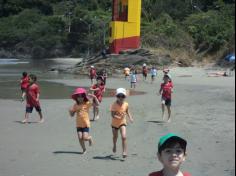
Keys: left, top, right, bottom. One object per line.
{"left": 117, "top": 94, "right": 126, "bottom": 99}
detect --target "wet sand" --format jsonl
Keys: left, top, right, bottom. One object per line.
{"left": 0, "top": 67, "right": 235, "bottom": 176}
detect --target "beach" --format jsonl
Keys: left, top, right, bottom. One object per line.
{"left": 0, "top": 67, "right": 235, "bottom": 176}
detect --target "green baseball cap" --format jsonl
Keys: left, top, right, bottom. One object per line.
{"left": 158, "top": 133, "right": 187, "bottom": 153}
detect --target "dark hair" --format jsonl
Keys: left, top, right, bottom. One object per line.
{"left": 158, "top": 138, "right": 187, "bottom": 154}
{"left": 29, "top": 74, "right": 37, "bottom": 82}
{"left": 22, "top": 72, "right": 28, "bottom": 77}
{"left": 75, "top": 93, "right": 88, "bottom": 104}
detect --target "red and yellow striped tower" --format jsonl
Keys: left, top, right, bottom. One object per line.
{"left": 109, "top": 0, "right": 142, "bottom": 54}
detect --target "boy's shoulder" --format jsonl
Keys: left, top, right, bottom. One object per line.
{"left": 149, "top": 171, "right": 162, "bottom": 176}
{"left": 149, "top": 171, "right": 191, "bottom": 176}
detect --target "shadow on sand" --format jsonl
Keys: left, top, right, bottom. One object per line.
{"left": 147, "top": 120, "right": 165, "bottom": 124}
{"left": 53, "top": 151, "right": 84, "bottom": 155}
{"left": 93, "top": 155, "right": 125, "bottom": 162}
{"left": 14, "top": 120, "right": 39, "bottom": 124}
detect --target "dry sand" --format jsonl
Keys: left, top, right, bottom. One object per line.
{"left": 0, "top": 67, "right": 235, "bottom": 176}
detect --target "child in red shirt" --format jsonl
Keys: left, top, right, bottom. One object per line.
{"left": 90, "top": 76, "right": 106, "bottom": 121}
{"left": 149, "top": 133, "right": 191, "bottom": 176}
{"left": 159, "top": 74, "right": 173, "bottom": 122}
{"left": 21, "top": 74, "right": 44, "bottom": 123}
{"left": 89, "top": 66, "right": 97, "bottom": 85}
{"left": 20, "top": 72, "right": 29, "bottom": 100}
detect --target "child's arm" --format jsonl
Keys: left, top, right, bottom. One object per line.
{"left": 69, "top": 107, "right": 75, "bottom": 117}
{"left": 126, "top": 107, "right": 134, "bottom": 123}
{"left": 159, "top": 87, "right": 163, "bottom": 95}
{"left": 111, "top": 111, "right": 122, "bottom": 119}
{"left": 88, "top": 94, "right": 99, "bottom": 106}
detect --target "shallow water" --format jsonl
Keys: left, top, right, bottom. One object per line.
{"left": 0, "top": 58, "right": 145, "bottom": 99}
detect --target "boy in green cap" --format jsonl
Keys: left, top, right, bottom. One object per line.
{"left": 149, "top": 133, "right": 191, "bottom": 176}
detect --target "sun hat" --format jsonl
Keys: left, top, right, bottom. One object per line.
{"left": 71, "top": 88, "right": 89, "bottom": 101}
{"left": 116, "top": 88, "right": 127, "bottom": 96}
{"left": 158, "top": 133, "right": 187, "bottom": 153}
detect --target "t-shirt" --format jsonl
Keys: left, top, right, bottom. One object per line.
{"left": 130, "top": 74, "right": 137, "bottom": 83}
{"left": 151, "top": 69, "right": 157, "bottom": 76}
{"left": 90, "top": 69, "right": 96, "bottom": 77}
{"left": 26, "top": 83, "right": 40, "bottom": 107}
{"left": 71, "top": 101, "right": 92, "bottom": 128}
{"left": 110, "top": 101, "right": 129, "bottom": 128}
{"left": 91, "top": 84, "right": 105, "bottom": 102}
{"left": 124, "top": 68, "right": 130, "bottom": 76}
{"left": 21, "top": 76, "right": 29, "bottom": 89}
{"left": 143, "top": 67, "right": 148, "bottom": 74}
{"left": 149, "top": 171, "right": 191, "bottom": 176}
{"left": 161, "top": 82, "right": 173, "bottom": 99}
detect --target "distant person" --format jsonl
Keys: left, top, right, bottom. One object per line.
{"left": 20, "top": 72, "right": 29, "bottom": 101}
{"left": 110, "top": 88, "right": 134, "bottom": 158}
{"left": 124, "top": 67, "right": 130, "bottom": 80}
{"left": 207, "top": 71, "right": 230, "bottom": 77}
{"left": 149, "top": 133, "right": 191, "bottom": 176}
{"left": 90, "top": 76, "right": 106, "bottom": 121}
{"left": 150, "top": 67, "right": 158, "bottom": 84}
{"left": 130, "top": 70, "right": 138, "bottom": 89}
{"left": 159, "top": 74, "right": 173, "bottom": 122}
{"left": 89, "top": 66, "right": 97, "bottom": 85}
{"left": 69, "top": 88, "right": 99, "bottom": 154}
{"left": 21, "top": 74, "right": 44, "bottom": 123}
{"left": 142, "top": 63, "right": 148, "bottom": 81}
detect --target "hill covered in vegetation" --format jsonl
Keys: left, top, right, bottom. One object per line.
{"left": 0, "top": 0, "right": 235, "bottom": 64}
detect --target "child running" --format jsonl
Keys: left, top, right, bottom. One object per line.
{"left": 159, "top": 74, "right": 173, "bottom": 122}
{"left": 69, "top": 88, "right": 99, "bottom": 154}
{"left": 149, "top": 133, "right": 191, "bottom": 176}
{"left": 142, "top": 63, "right": 148, "bottom": 81}
{"left": 110, "top": 88, "right": 134, "bottom": 158}
{"left": 130, "top": 70, "right": 138, "bottom": 89}
{"left": 90, "top": 76, "right": 106, "bottom": 121}
{"left": 20, "top": 72, "right": 29, "bottom": 101}
{"left": 89, "top": 66, "right": 97, "bottom": 85}
{"left": 21, "top": 74, "right": 44, "bottom": 123}
{"left": 151, "top": 66, "right": 158, "bottom": 84}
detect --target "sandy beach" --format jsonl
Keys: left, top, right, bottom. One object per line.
{"left": 0, "top": 67, "right": 235, "bottom": 176}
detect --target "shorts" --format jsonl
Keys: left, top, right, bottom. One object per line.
{"left": 21, "top": 88, "right": 27, "bottom": 93}
{"left": 112, "top": 124, "right": 127, "bottom": 130}
{"left": 162, "top": 98, "right": 172, "bottom": 106}
{"left": 26, "top": 106, "right": 41, "bottom": 113}
{"left": 77, "top": 127, "right": 90, "bottom": 133}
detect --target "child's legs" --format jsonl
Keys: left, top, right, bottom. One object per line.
{"left": 161, "top": 100, "right": 165, "bottom": 119}
{"left": 35, "top": 107, "right": 43, "bottom": 121}
{"left": 112, "top": 128, "right": 119, "bottom": 153}
{"left": 77, "top": 131, "right": 86, "bottom": 152}
{"left": 165, "top": 99, "right": 172, "bottom": 121}
{"left": 120, "top": 126, "right": 127, "bottom": 156}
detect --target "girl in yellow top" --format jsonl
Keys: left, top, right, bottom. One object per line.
{"left": 110, "top": 88, "right": 134, "bottom": 158}
{"left": 69, "top": 88, "right": 99, "bottom": 154}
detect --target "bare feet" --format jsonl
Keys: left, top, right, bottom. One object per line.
{"left": 21, "top": 119, "right": 28, "bottom": 124}
{"left": 38, "top": 119, "right": 45, "bottom": 123}
{"left": 82, "top": 150, "right": 87, "bottom": 155}
{"left": 89, "top": 137, "right": 93, "bottom": 146}
{"left": 113, "top": 146, "right": 117, "bottom": 153}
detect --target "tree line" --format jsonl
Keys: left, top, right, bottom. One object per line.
{"left": 0, "top": 0, "right": 235, "bottom": 59}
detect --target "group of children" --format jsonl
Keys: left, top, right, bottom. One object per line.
{"left": 124, "top": 64, "right": 159, "bottom": 89}
{"left": 19, "top": 65, "right": 190, "bottom": 176}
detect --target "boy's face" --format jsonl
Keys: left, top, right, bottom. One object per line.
{"left": 29, "top": 77, "right": 34, "bottom": 84}
{"left": 158, "top": 143, "right": 186, "bottom": 171}
{"left": 116, "top": 94, "right": 126, "bottom": 103}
